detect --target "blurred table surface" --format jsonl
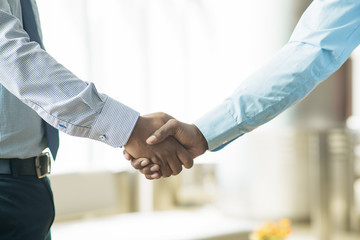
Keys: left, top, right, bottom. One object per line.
{"left": 52, "top": 208, "right": 360, "bottom": 240}
{"left": 52, "top": 209, "right": 256, "bottom": 240}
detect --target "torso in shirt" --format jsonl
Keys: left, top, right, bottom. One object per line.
{"left": 0, "top": 0, "right": 47, "bottom": 158}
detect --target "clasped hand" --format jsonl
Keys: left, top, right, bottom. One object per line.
{"left": 124, "top": 112, "right": 208, "bottom": 179}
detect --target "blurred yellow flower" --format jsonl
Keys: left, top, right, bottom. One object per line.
{"left": 249, "top": 219, "right": 292, "bottom": 240}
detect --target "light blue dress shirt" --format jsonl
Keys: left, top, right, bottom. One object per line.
{"left": 195, "top": 0, "right": 360, "bottom": 151}
{"left": 0, "top": 0, "right": 139, "bottom": 158}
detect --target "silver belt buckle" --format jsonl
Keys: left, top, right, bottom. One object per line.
{"left": 35, "top": 152, "right": 51, "bottom": 179}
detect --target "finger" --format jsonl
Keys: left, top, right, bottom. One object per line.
{"left": 154, "top": 146, "right": 182, "bottom": 176}
{"left": 145, "top": 175, "right": 153, "bottom": 180}
{"left": 139, "top": 164, "right": 160, "bottom": 175}
{"left": 146, "top": 119, "right": 178, "bottom": 145}
{"left": 145, "top": 172, "right": 161, "bottom": 180}
{"left": 150, "top": 164, "right": 160, "bottom": 172}
{"left": 166, "top": 155, "right": 183, "bottom": 176}
{"left": 155, "top": 156, "right": 172, "bottom": 178}
{"left": 176, "top": 146, "right": 194, "bottom": 169}
{"left": 150, "top": 172, "right": 161, "bottom": 179}
{"left": 131, "top": 158, "right": 150, "bottom": 170}
{"left": 123, "top": 150, "right": 133, "bottom": 160}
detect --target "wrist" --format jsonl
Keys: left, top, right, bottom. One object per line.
{"left": 192, "top": 124, "right": 208, "bottom": 152}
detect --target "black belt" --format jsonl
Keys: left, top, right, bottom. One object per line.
{"left": 0, "top": 153, "right": 51, "bottom": 178}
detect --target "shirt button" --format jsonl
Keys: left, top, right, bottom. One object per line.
{"left": 99, "top": 134, "right": 107, "bottom": 141}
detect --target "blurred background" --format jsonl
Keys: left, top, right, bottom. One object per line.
{"left": 36, "top": 0, "right": 360, "bottom": 239}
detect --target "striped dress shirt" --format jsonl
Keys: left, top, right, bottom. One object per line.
{"left": 0, "top": 0, "right": 139, "bottom": 158}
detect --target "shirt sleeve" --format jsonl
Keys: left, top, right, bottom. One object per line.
{"left": 194, "top": 0, "right": 360, "bottom": 151}
{"left": 0, "top": 6, "right": 139, "bottom": 148}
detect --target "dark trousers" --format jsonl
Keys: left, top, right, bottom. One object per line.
{"left": 0, "top": 175, "right": 55, "bottom": 240}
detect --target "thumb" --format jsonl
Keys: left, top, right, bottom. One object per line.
{"left": 146, "top": 119, "right": 178, "bottom": 145}
{"left": 123, "top": 150, "right": 133, "bottom": 160}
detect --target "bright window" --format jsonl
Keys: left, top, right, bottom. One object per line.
{"left": 36, "top": 0, "right": 291, "bottom": 174}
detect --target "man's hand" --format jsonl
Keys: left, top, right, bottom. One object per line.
{"left": 146, "top": 119, "right": 208, "bottom": 158}
{"left": 123, "top": 150, "right": 161, "bottom": 179}
{"left": 124, "top": 113, "right": 194, "bottom": 179}
{"left": 125, "top": 119, "right": 208, "bottom": 179}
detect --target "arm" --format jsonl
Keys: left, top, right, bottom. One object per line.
{"left": 130, "top": 0, "right": 360, "bottom": 178}
{"left": 0, "top": 5, "right": 138, "bottom": 147}
{"left": 0, "top": 3, "right": 193, "bottom": 176}
{"left": 196, "top": 0, "right": 360, "bottom": 150}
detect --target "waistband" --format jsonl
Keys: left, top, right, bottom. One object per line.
{"left": 0, "top": 153, "right": 51, "bottom": 178}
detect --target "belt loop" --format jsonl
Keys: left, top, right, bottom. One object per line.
{"left": 10, "top": 159, "right": 18, "bottom": 178}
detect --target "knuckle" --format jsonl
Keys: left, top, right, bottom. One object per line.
{"left": 140, "top": 167, "right": 150, "bottom": 175}
{"left": 157, "top": 130, "right": 165, "bottom": 138}
{"left": 152, "top": 158, "right": 161, "bottom": 165}
{"left": 168, "top": 118, "right": 178, "bottom": 127}
{"left": 157, "top": 112, "right": 170, "bottom": 123}
{"left": 173, "top": 167, "right": 182, "bottom": 176}
{"left": 135, "top": 162, "right": 143, "bottom": 169}
{"left": 186, "top": 160, "right": 194, "bottom": 169}
{"left": 131, "top": 161, "right": 138, "bottom": 168}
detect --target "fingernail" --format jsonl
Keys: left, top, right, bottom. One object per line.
{"left": 141, "top": 160, "right": 148, "bottom": 166}
{"left": 150, "top": 165, "right": 159, "bottom": 171}
{"left": 151, "top": 173, "right": 159, "bottom": 179}
{"left": 146, "top": 135, "right": 156, "bottom": 144}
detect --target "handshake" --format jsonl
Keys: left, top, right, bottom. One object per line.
{"left": 123, "top": 112, "right": 208, "bottom": 180}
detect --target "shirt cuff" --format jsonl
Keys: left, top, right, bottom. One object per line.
{"left": 194, "top": 101, "right": 244, "bottom": 151}
{"left": 88, "top": 96, "right": 140, "bottom": 148}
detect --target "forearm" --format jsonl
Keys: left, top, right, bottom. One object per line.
{"left": 0, "top": 8, "right": 139, "bottom": 147}
{"left": 195, "top": 0, "right": 360, "bottom": 151}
